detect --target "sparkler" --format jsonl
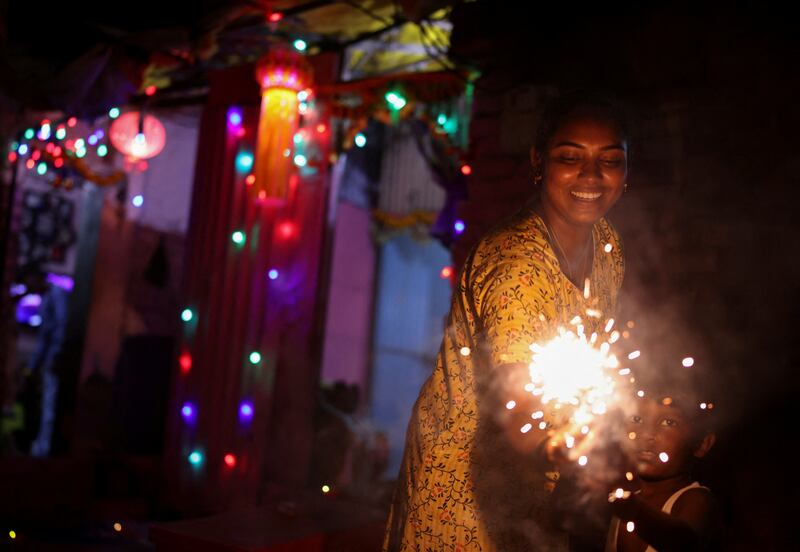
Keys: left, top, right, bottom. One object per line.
{"left": 519, "top": 312, "right": 638, "bottom": 466}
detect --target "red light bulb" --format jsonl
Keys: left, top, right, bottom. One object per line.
{"left": 179, "top": 353, "right": 192, "bottom": 374}
{"left": 278, "top": 222, "right": 295, "bottom": 239}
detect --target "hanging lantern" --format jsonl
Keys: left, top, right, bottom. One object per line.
{"left": 252, "top": 48, "right": 313, "bottom": 200}
{"left": 109, "top": 111, "right": 167, "bottom": 160}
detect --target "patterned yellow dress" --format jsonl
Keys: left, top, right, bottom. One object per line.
{"left": 383, "top": 200, "right": 625, "bottom": 552}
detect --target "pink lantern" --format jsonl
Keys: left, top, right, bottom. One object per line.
{"left": 109, "top": 111, "right": 166, "bottom": 160}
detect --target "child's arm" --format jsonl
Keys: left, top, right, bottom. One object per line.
{"left": 613, "top": 488, "right": 721, "bottom": 552}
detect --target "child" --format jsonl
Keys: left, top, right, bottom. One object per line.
{"left": 605, "top": 384, "right": 722, "bottom": 552}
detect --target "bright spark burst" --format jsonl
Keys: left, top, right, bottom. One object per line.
{"left": 528, "top": 328, "right": 619, "bottom": 407}
{"left": 626, "top": 521, "right": 635, "bottom": 533}
{"left": 460, "top": 346, "right": 471, "bottom": 357}
{"left": 506, "top": 400, "right": 516, "bottom": 410}
{"left": 515, "top": 315, "right": 639, "bottom": 470}
{"left": 659, "top": 452, "right": 669, "bottom": 463}
{"left": 682, "top": 356, "right": 694, "bottom": 367}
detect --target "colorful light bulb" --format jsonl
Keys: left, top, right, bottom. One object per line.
{"left": 239, "top": 401, "right": 254, "bottom": 422}
{"left": 236, "top": 152, "right": 254, "bottom": 172}
{"left": 188, "top": 450, "right": 203, "bottom": 465}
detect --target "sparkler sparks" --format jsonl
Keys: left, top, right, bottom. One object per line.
{"left": 659, "top": 452, "right": 669, "bottom": 463}
{"left": 528, "top": 328, "right": 619, "bottom": 407}
{"left": 513, "top": 312, "right": 644, "bottom": 478}
{"left": 626, "top": 521, "right": 635, "bottom": 533}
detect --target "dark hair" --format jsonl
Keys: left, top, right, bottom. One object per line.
{"left": 633, "top": 362, "right": 719, "bottom": 436}
{"left": 533, "top": 89, "right": 633, "bottom": 156}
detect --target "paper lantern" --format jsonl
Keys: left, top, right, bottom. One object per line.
{"left": 252, "top": 49, "right": 313, "bottom": 200}
{"left": 109, "top": 111, "right": 166, "bottom": 160}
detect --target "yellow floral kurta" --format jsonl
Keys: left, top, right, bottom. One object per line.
{"left": 384, "top": 201, "right": 625, "bottom": 552}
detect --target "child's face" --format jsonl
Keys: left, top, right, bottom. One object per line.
{"left": 626, "top": 397, "right": 706, "bottom": 481}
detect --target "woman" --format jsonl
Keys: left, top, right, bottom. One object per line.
{"left": 384, "top": 92, "right": 630, "bottom": 551}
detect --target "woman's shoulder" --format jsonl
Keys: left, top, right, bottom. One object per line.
{"left": 470, "top": 203, "right": 551, "bottom": 263}
{"left": 596, "top": 217, "right": 623, "bottom": 250}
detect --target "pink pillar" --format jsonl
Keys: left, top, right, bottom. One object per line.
{"left": 320, "top": 202, "right": 375, "bottom": 393}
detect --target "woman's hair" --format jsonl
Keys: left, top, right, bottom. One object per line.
{"left": 533, "top": 89, "right": 633, "bottom": 155}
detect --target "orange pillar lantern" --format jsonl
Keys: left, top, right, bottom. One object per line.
{"left": 253, "top": 48, "right": 313, "bottom": 200}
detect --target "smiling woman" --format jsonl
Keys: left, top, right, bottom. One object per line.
{"left": 383, "top": 91, "right": 632, "bottom": 551}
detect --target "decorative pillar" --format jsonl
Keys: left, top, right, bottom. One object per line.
{"left": 163, "top": 57, "right": 331, "bottom": 513}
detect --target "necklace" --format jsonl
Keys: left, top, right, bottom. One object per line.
{"left": 543, "top": 218, "right": 594, "bottom": 287}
